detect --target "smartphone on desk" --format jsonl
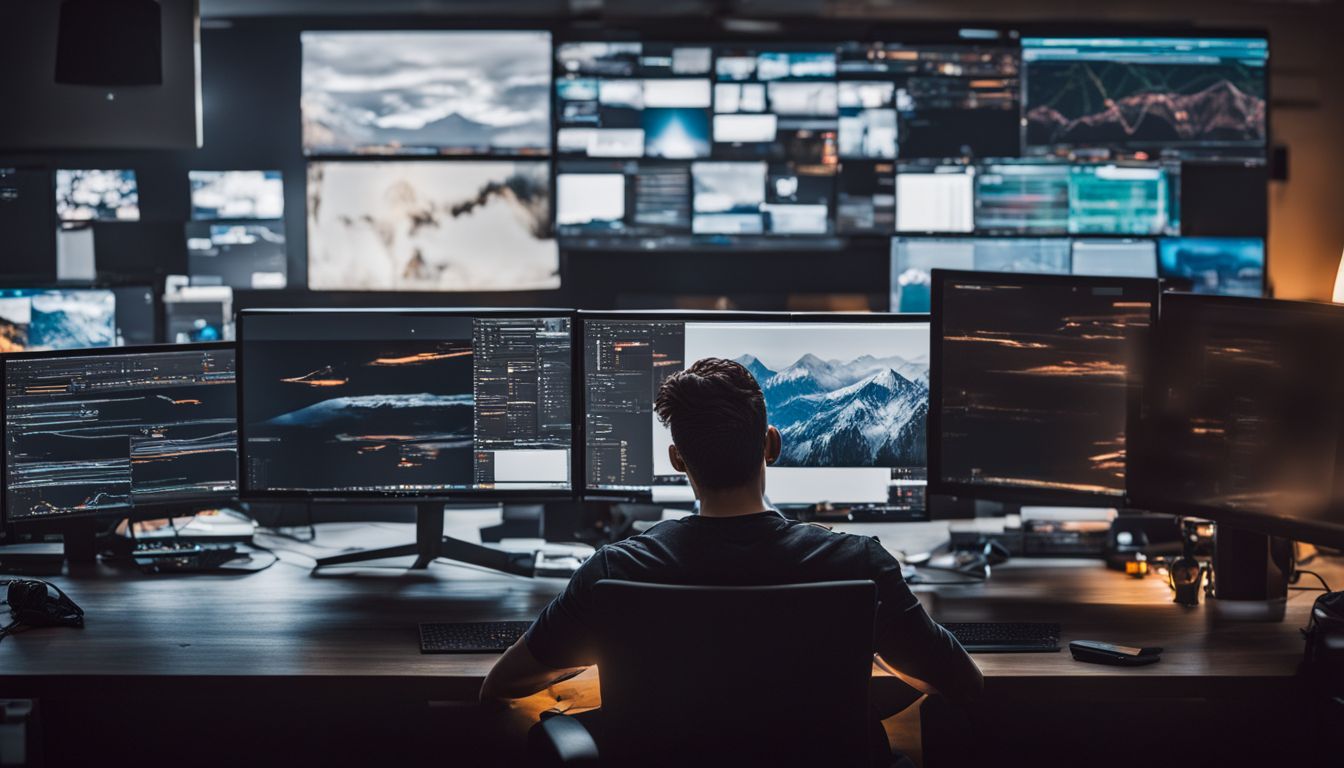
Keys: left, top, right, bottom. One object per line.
{"left": 1069, "top": 640, "right": 1162, "bottom": 666}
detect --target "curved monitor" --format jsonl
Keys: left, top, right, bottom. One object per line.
{"left": 236, "top": 309, "right": 575, "bottom": 501}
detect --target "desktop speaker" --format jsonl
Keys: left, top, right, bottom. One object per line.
{"left": 55, "top": 0, "right": 162, "bottom": 86}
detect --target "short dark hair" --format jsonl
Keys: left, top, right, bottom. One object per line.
{"left": 654, "top": 357, "right": 768, "bottom": 490}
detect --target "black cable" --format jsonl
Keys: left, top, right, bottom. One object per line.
{"left": 1292, "top": 569, "right": 1332, "bottom": 593}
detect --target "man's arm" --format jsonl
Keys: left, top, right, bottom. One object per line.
{"left": 479, "top": 549, "right": 607, "bottom": 704}
{"left": 479, "top": 639, "right": 586, "bottom": 703}
{"left": 865, "top": 539, "right": 984, "bottom": 707}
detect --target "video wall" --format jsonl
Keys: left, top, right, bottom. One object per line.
{"left": 3, "top": 24, "right": 1270, "bottom": 322}
{"left": 300, "top": 29, "right": 1271, "bottom": 299}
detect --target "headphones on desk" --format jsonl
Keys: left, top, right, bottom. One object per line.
{"left": 4, "top": 579, "right": 85, "bottom": 634}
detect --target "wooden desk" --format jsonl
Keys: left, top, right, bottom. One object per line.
{"left": 0, "top": 518, "right": 1333, "bottom": 766}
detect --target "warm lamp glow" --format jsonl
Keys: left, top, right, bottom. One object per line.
{"left": 1334, "top": 248, "right": 1344, "bottom": 303}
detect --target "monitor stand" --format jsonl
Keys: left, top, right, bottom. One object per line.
{"left": 312, "top": 502, "right": 536, "bottom": 576}
{"left": 1208, "top": 524, "right": 1292, "bottom": 622}
{"left": 62, "top": 517, "right": 100, "bottom": 566}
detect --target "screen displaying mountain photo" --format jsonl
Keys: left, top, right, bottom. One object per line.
{"left": 683, "top": 322, "right": 930, "bottom": 468}
{"left": 306, "top": 161, "right": 559, "bottom": 292}
{"left": 301, "top": 31, "right": 552, "bottom": 156}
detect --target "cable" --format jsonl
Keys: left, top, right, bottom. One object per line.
{"left": 1292, "top": 569, "right": 1332, "bottom": 593}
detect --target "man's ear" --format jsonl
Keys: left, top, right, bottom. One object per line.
{"left": 669, "top": 444, "right": 687, "bottom": 474}
{"left": 765, "top": 426, "right": 782, "bottom": 465}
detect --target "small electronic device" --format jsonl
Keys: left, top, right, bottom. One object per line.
{"left": 943, "top": 621, "right": 1061, "bottom": 653}
{"left": 0, "top": 544, "right": 65, "bottom": 576}
{"left": 131, "top": 543, "right": 247, "bottom": 573}
{"left": 1069, "top": 640, "right": 1162, "bottom": 666}
{"left": 419, "top": 621, "right": 532, "bottom": 654}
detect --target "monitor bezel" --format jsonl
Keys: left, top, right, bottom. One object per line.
{"left": 926, "top": 268, "right": 1159, "bottom": 508}
{"left": 1127, "top": 291, "right": 1344, "bottom": 549}
{"left": 234, "top": 307, "right": 580, "bottom": 503}
{"left": 574, "top": 309, "right": 933, "bottom": 503}
{"left": 1, "top": 341, "right": 238, "bottom": 527}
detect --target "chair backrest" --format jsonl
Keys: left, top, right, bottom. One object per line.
{"left": 591, "top": 579, "right": 878, "bottom": 767}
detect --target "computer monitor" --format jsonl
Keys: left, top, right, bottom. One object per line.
{"left": 1158, "top": 237, "right": 1265, "bottom": 296}
{"left": 581, "top": 312, "right": 930, "bottom": 510}
{"left": 835, "top": 160, "right": 895, "bottom": 235}
{"left": 186, "top": 221, "right": 288, "bottom": 290}
{"left": 111, "top": 285, "right": 156, "bottom": 346}
{"left": 1129, "top": 294, "right": 1344, "bottom": 548}
{"left": 0, "top": 168, "right": 57, "bottom": 280}
{"left": 1066, "top": 164, "right": 1175, "bottom": 235}
{"left": 1022, "top": 36, "right": 1269, "bottom": 161}
{"left": 928, "top": 269, "right": 1157, "bottom": 505}
{"left": 973, "top": 162, "right": 1070, "bottom": 235}
{"left": 0, "top": 287, "right": 116, "bottom": 352}
{"left": 2, "top": 343, "right": 236, "bottom": 523}
{"left": 1071, "top": 239, "right": 1158, "bottom": 278}
{"left": 237, "top": 309, "right": 574, "bottom": 500}
{"left": 301, "top": 30, "right": 552, "bottom": 157}
{"left": 54, "top": 169, "right": 139, "bottom": 222}
{"left": 189, "top": 170, "right": 284, "bottom": 221}
{"left": 894, "top": 164, "right": 974, "bottom": 233}
{"left": 836, "top": 41, "right": 1020, "bottom": 160}
{"left": 890, "top": 237, "right": 1071, "bottom": 313}
{"left": 305, "top": 160, "right": 559, "bottom": 292}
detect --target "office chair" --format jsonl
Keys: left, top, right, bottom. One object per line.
{"left": 527, "top": 579, "right": 884, "bottom": 768}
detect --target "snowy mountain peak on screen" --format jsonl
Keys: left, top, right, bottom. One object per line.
{"left": 734, "top": 352, "right": 928, "bottom": 468}
{"left": 733, "top": 354, "right": 777, "bottom": 385}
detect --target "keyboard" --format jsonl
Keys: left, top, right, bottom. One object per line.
{"left": 419, "top": 621, "right": 531, "bottom": 654}
{"left": 943, "top": 622, "right": 1061, "bottom": 653}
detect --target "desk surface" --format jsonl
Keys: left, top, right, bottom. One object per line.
{"left": 0, "top": 516, "right": 1331, "bottom": 701}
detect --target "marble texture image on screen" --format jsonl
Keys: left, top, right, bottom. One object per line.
{"left": 684, "top": 324, "right": 928, "bottom": 467}
{"left": 190, "top": 171, "right": 284, "bottom": 220}
{"left": 0, "top": 290, "right": 116, "bottom": 352}
{"left": 301, "top": 31, "right": 551, "bottom": 156}
{"left": 55, "top": 170, "right": 139, "bottom": 222}
{"left": 244, "top": 337, "right": 477, "bottom": 492}
{"left": 306, "top": 161, "right": 558, "bottom": 292}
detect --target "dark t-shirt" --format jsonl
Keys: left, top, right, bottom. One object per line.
{"left": 524, "top": 510, "right": 983, "bottom": 705}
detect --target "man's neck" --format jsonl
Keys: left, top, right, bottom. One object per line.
{"left": 696, "top": 484, "right": 772, "bottom": 518}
